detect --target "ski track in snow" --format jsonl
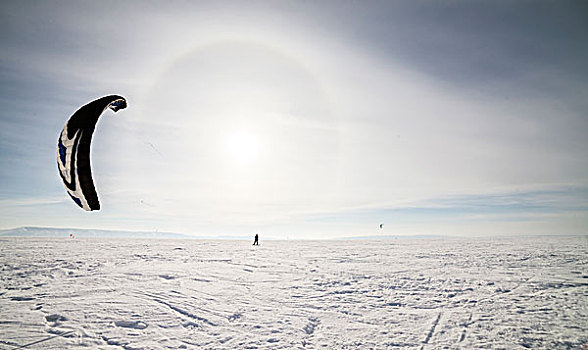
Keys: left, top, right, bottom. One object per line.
{"left": 0, "top": 237, "right": 587, "bottom": 349}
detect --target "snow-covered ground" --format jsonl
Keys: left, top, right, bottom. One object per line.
{"left": 1, "top": 237, "right": 586, "bottom": 349}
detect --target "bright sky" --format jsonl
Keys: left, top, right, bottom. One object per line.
{"left": 1, "top": 1, "right": 587, "bottom": 238}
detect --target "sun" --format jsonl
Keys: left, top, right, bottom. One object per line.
{"left": 225, "top": 130, "right": 260, "bottom": 166}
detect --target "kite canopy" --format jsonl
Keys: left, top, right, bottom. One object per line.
{"left": 57, "top": 95, "right": 127, "bottom": 211}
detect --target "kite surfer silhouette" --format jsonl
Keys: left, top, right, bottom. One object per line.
{"left": 253, "top": 234, "right": 259, "bottom": 246}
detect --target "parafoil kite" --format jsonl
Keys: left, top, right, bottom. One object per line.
{"left": 57, "top": 95, "right": 127, "bottom": 211}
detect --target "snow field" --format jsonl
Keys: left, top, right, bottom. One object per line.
{"left": 1, "top": 237, "right": 587, "bottom": 349}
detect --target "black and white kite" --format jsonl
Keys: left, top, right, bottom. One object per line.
{"left": 57, "top": 95, "right": 127, "bottom": 211}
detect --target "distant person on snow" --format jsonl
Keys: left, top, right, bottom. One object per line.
{"left": 253, "top": 234, "right": 259, "bottom": 246}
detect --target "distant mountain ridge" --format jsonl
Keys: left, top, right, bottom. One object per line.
{"left": 0, "top": 226, "right": 251, "bottom": 240}
{"left": 1, "top": 227, "right": 582, "bottom": 241}
{"left": 0, "top": 226, "right": 447, "bottom": 240}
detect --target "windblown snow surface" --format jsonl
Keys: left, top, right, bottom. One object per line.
{"left": 1, "top": 237, "right": 586, "bottom": 349}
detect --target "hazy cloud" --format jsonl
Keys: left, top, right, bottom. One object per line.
{"left": 1, "top": 0, "right": 586, "bottom": 237}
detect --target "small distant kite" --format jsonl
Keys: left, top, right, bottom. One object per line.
{"left": 57, "top": 95, "right": 127, "bottom": 211}
{"left": 379, "top": 223, "right": 384, "bottom": 229}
